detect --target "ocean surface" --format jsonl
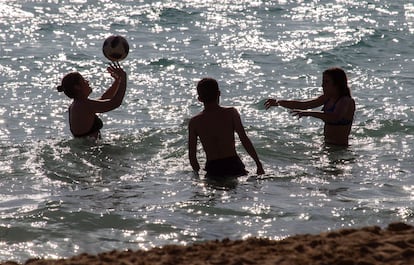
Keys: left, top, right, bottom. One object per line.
{"left": 0, "top": 0, "right": 414, "bottom": 262}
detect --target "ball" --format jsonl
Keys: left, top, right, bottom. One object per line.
{"left": 102, "top": 35, "right": 129, "bottom": 62}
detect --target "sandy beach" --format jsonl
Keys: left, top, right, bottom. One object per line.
{"left": 2, "top": 222, "right": 413, "bottom": 265}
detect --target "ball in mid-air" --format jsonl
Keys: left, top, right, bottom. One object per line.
{"left": 102, "top": 35, "right": 129, "bottom": 62}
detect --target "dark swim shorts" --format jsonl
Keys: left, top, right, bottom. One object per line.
{"left": 205, "top": 155, "right": 247, "bottom": 178}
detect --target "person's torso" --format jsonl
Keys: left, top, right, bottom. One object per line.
{"left": 69, "top": 101, "right": 102, "bottom": 138}
{"left": 193, "top": 107, "right": 238, "bottom": 160}
{"left": 322, "top": 96, "right": 355, "bottom": 145}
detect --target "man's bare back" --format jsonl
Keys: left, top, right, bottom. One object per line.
{"left": 188, "top": 77, "right": 264, "bottom": 177}
{"left": 189, "top": 106, "right": 239, "bottom": 161}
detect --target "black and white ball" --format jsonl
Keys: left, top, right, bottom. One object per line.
{"left": 102, "top": 35, "right": 129, "bottom": 62}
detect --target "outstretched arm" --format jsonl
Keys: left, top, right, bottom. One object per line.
{"left": 291, "top": 97, "right": 354, "bottom": 123}
{"left": 291, "top": 110, "right": 328, "bottom": 121}
{"left": 264, "top": 95, "right": 326, "bottom": 110}
{"left": 233, "top": 108, "right": 264, "bottom": 175}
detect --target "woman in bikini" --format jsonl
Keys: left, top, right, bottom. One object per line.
{"left": 57, "top": 62, "right": 127, "bottom": 139}
{"left": 264, "top": 67, "right": 355, "bottom": 146}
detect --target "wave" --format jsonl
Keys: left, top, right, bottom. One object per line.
{"left": 0, "top": 3, "right": 34, "bottom": 19}
{"left": 357, "top": 119, "right": 414, "bottom": 138}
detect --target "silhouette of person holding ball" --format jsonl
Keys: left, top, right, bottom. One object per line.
{"left": 57, "top": 62, "right": 127, "bottom": 139}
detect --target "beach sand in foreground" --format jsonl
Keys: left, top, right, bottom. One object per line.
{"left": 2, "top": 222, "right": 414, "bottom": 265}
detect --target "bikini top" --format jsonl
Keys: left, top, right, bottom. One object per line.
{"left": 70, "top": 114, "right": 103, "bottom": 138}
{"left": 322, "top": 97, "right": 353, "bottom": 126}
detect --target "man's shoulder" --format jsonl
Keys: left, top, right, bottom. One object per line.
{"left": 221, "top": 106, "right": 238, "bottom": 113}
{"left": 190, "top": 111, "right": 204, "bottom": 120}
{"left": 189, "top": 111, "right": 204, "bottom": 126}
{"left": 189, "top": 106, "right": 238, "bottom": 121}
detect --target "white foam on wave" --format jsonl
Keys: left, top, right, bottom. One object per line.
{"left": 405, "top": 3, "right": 414, "bottom": 34}
{"left": 0, "top": 3, "right": 34, "bottom": 18}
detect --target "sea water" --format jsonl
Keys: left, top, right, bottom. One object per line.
{"left": 0, "top": 0, "right": 413, "bottom": 262}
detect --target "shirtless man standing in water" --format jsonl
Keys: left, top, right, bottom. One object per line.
{"left": 188, "top": 78, "right": 265, "bottom": 178}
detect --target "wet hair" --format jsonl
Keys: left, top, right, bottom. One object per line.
{"left": 197, "top": 78, "right": 219, "bottom": 103}
{"left": 57, "top": 72, "right": 82, "bottom": 99}
{"left": 323, "top": 67, "right": 351, "bottom": 97}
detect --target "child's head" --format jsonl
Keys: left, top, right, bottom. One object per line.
{"left": 197, "top": 78, "right": 220, "bottom": 103}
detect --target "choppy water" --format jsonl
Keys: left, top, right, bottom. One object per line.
{"left": 1, "top": 0, "right": 414, "bottom": 262}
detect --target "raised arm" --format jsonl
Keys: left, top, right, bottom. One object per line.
{"left": 99, "top": 77, "right": 120, "bottom": 100}
{"left": 232, "top": 108, "right": 264, "bottom": 175}
{"left": 88, "top": 63, "right": 127, "bottom": 113}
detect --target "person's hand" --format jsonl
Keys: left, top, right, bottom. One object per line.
{"left": 256, "top": 163, "right": 265, "bottom": 175}
{"left": 107, "top": 62, "right": 126, "bottom": 81}
{"left": 291, "top": 109, "right": 307, "bottom": 119}
{"left": 192, "top": 170, "right": 200, "bottom": 177}
{"left": 264, "top": 98, "right": 279, "bottom": 110}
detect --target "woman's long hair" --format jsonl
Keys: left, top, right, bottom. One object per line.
{"left": 323, "top": 68, "right": 351, "bottom": 97}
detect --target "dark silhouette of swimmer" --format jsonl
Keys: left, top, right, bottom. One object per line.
{"left": 265, "top": 67, "right": 355, "bottom": 146}
{"left": 57, "top": 62, "right": 127, "bottom": 139}
{"left": 188, "top": 78, "right": 265, "bottom": 178}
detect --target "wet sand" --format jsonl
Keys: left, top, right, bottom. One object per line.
{"left": 2, "top": 222, "right": 414, "bottom": 265}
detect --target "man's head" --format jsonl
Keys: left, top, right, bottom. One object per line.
{"left": 197, "top": 78, "right": 220, "bottom": 103}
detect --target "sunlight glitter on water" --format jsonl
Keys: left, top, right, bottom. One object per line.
{"left": 1, "top": 0, "right": 414, "bottom": 262}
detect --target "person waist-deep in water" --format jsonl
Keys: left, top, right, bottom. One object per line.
{"left": 57, "top": 62, "right": 127, "bottom": 140}
{"left": 264, "top": 67, "right": 355, "bottom": 146}
{"left": 188, "top": 78, "right": 265, "bottom": 178}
